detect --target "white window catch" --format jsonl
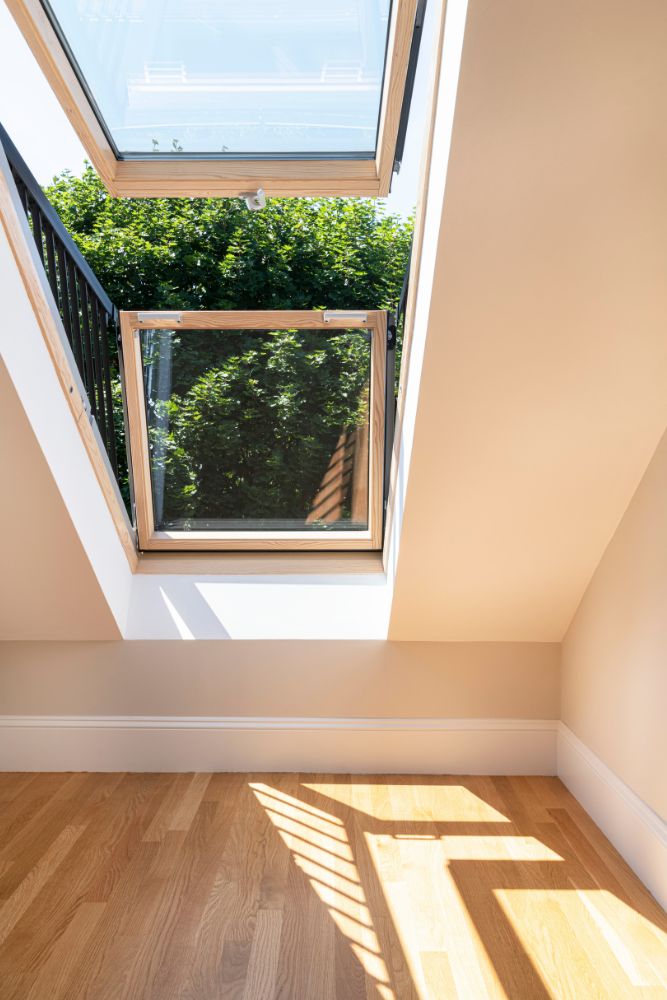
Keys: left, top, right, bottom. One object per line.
{"left": 322, "top": 311, "right": 368, "bottom": 324}
{"left": 242, "top": 188, "right": 266, "bottom": 211}
{"left": 137, "top": 312, "right": 183, "bottom": 324}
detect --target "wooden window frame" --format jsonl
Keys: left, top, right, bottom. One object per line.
{"left": 120, "top": 310, "right": 387, "bottom": 551}
{"left": 6, "top": 0, "right": 418, "bottom": 198}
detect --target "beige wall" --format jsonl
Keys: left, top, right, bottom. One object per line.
{"left": 390, "top": 0, "right": 667, "bottom": 640}
{"left": 0, "top": 641, "right": 559, "bottom": 719}
{"left": 562, "top": 429, "right": 667, "bottom": 820}
{"left": 0, "top": 360, "right": 120, "bottom": 640}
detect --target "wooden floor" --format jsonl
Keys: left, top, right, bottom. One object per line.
{"left": 0, "top": 774, "right": 665, "bottom": 999}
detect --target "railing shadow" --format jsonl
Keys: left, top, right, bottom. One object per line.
{"left": 254, "top": 774, "right": 667, "bottom": 999}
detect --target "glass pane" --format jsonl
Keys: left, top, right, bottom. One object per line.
{"left": 44, "top": 0, "right": 391, "bottom": 156}
{"left": 140, "top": 327, "right": 372, "bottom": 531}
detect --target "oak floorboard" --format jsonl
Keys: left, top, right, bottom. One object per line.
{"left": 0, "top": 773, "right": 163, "bottom": 980}
{"left": 175, "top": 775, "right": 248, "bottom": 1000}
{"left": 0, "top": 773, "right": 665, "bottom": 1000}
{"left": 0, "top": 773, "right": 106, "bottom": 897}
{"left": 0, "top": 774, "right": 39, "bottom": 803}
{"left": 22, "top": 901, "right": 106, "bottom": 1000}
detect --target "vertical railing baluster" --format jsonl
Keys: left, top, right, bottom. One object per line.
{"left": 67, "top": 261, "right": 90, "bottom": 399}
{"left": 77, "top": 274, "right": 98, "bottom": 418}
{"left": 98, "top": 304, "right": 120, "bottom": 476}
{"left": 84, "top": 292, "right": 109, "bottom": 450}
{"left": 43, "top": 219, "right": 60, "bottom": 306}
{"left": 56, "top": 240, "right": 80, "bottom": 367}
{"left": 28, "top": 195, "right": 47, "bottom": 271}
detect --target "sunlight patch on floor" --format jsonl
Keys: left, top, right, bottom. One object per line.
{"left": 302, "top": 782, "right": 510, "bottom": 823}
{"left": 495, "top": 888, "right": 667, "bottom": 994}
{"left": 440, "top": 835, "right": 562, "bottom": 861}
{"left": 365, "top": 826, "right": 497, "bottom": 999}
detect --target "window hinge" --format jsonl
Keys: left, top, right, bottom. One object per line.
{"left": 387, "top": 312, "right": 397, "bottom": 349}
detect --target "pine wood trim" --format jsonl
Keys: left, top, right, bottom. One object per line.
{"left": 120, "top": 310, "right": 387, "bottom": 551}
{"left": 119, "top": 312, "right": 155, "bottom": 548}
{"left": 125, "top": 310, "right": 379, "bottom": 331}
{"left": 112, "top": 159, "right": 382, "bottom": 199}
{"left": 376, "top": 0, "right": 420, "bottom": 195}
{"left": 136, "top": 551, "right": 385, "bottom": 575}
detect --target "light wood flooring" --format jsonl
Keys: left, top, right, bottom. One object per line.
{"left": 0, "top": 772, "right": 665, "bottom": 999}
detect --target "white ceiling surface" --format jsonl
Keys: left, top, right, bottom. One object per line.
{"left": 0, "top": 360, "right": 121, "bottom": 639}
{"left": 390, "top": 0, "right": 667, "bottom": 640}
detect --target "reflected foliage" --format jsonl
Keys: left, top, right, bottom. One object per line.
{"left": 144, "top": 329, "right": 370, "bottom": 527}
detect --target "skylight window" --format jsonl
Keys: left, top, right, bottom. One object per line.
{"left": 7, "top": 0, "right": 419, "bottom": 196}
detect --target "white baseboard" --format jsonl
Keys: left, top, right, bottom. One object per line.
{"left": 0, "top": 715, "right": 557, "bottom": 775}
{"left": 557, "top": 723, "right": 667, "bottom": 911}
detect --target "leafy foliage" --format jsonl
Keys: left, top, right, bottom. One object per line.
{"left": 45, "top": 167, "right": 412, "bottom": 525}
{"left": 46, "top": 166, "right": 412, "bottom": 312}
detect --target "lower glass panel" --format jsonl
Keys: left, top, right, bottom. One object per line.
{"left": 140, "top": 327, "right": 371, "bottom": 532}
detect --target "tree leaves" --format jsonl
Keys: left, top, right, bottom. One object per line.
{"left": 45, "top": 166, "right": 413, "bottom": 314}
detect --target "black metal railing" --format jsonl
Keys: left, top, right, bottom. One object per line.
{"left": 0, "top": 123, "right": 126, "bottom": 487}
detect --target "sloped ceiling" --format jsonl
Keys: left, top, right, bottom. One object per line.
{"left": 0, "top": 359, "right": 120, "bottom": 639}
{"left": 390, "top": 0, "right": 667, "bottom": 640}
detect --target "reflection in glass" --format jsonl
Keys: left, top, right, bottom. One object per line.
{"left": 140, "top": 327, "right": 371, "bottom": 531}
{"left": 45, "top": 0, "right": 391, "bottom": 156}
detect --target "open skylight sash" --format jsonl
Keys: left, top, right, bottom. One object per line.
{"left": 120, "top": 310, "right": 386, "bottom": 551}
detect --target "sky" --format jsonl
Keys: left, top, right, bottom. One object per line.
{"left": 0, "top": 0, "right": 432, "bottom": 219}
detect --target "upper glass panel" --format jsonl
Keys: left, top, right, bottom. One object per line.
{"left": 141, "top": 327, "right": 371, "bottom": 532}
{"left": 44, "top": 0, "right": 392, "bottom": 157}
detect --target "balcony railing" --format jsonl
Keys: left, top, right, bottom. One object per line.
{"left": 0, "top": 123, "right": 128, "bottom": 490}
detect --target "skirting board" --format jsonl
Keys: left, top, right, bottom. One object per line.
{"left": 0, "top": 716, "right": 558, "bottom": 775}
{"left": 557, "top": 723, "right": 667, "bottom": 912}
